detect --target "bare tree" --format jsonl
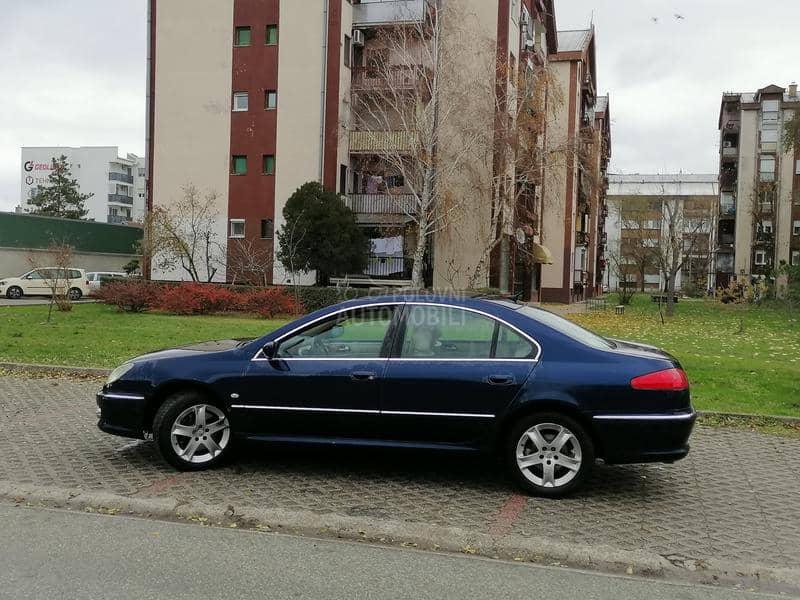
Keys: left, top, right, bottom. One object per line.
{"left": 153, "top": 185, "right": 225, "bottom": 282}
{"left": 228, "top": 237, "right": 274, "bottom": 287}
{"left": 616, "top": 200, "right": 660, "bottom": 292}
{"left": 605, "top": 250, "right": 636, "bottom": 305}
{"left": 27, "top": 242, "right": 75, "bottom": 322}
{"left": 348, "top": 2, "right": 489, "bottom": 288}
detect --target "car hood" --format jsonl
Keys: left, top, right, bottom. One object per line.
{"left": 133, "top": 339, "right": 254, "bottom": 362}
{"left": 607, "top": 338, "right": 680, "bottom": 365}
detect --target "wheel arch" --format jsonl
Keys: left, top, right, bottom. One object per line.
{"left": 145, "top": 380, "right": 225, "bottom": 431}
{"left": 495, "top": 399, "right": 602, "bottom": 457}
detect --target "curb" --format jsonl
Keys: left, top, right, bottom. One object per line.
{"left": 1, "top": 480, "right": 798, "bottom": 594}
{"left": 697, "top": 411, "right": 800, "bottom": 426}
{"left": 0, "top": 362, "right": 110, "bottom": 378}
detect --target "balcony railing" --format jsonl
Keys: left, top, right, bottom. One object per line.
{"left": 351, "top": 65, "right": 426, "bottom": 92}
{"left": 721, "top": 146, "right": 738, "bottom": 158}
{"left": 344, "top": 193, "right": 416, "bottom": 214}
{"left": 575, "top": 231, "right": 589, "bottom": 246}
{"left": 108, "top": 194, "right": 134, "bottom": 205}
{"left": 349, "top": 130, "right": 417, "bottom": 154}
{"left": 352, "top": 0, "right": 430, "bottom": 27}
{"left": 721, "top": 115, "right": 740, "bottom": 132}
{"left": 720, "top": 202, "right": 736, "bottom": 216}
{"left": 107, "top": 214, "right": 130, "bottom": 225}
{"left": 109, "top": 172, "right": 134, "bottom": 184}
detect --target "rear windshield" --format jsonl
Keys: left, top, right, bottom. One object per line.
{"left": 517, "top": 306, "right": 614, "bottom": 350}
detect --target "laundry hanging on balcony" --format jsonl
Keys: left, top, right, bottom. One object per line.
{"left": 366, "top": 236, "right": 404, "bottom": 276}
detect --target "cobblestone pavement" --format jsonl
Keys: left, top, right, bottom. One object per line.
{"left": 2, "top": 375, "right": 799, "bottom": 571}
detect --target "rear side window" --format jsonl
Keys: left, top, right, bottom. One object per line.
{"left": 495, "top": 324, "right": 535, "bottom": 359}
{"left": 69, "top": 270, "right": 81, "bottom": 279}
{"left": 518, "top": 306, "right": 614, "bottom": 350}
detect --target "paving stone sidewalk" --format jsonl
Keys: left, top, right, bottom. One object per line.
{"left": 2, "top": 375, "right": 799, "bottom": 572}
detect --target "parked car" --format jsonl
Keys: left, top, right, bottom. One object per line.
{"left": 86, "top": 271, "right": 127, "bottom": 293}
{"left": 96, "top": 295, "right": 695, "bottom": 497}
{"left": 0, "top": 268, "right": 90, "bottom": 300}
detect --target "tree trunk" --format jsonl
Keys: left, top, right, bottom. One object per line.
{"left": 666, "top": 273, "right": 676, "bottom": 317}
{"left": 410, "top": 234, "right": 426, "bottom": 289}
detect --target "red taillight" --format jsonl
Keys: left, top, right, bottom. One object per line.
{"left": 630, "top": 368, "right": 689, "bottom": 391}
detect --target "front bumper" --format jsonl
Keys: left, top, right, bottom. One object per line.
{"left": 96, "top": 390, "right": 148, "bottom": 439}
{"left": 591, "top": 409, "right": 696, "bottom": 464}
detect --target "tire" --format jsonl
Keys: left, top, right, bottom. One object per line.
{"left": 505, "top": 412, "right": 594, "bottom": 498}
{"left": 153, "top": 391, "right": 233, "bottom": 471}
{"left": 6, "top": 286, "right": 23, "bottom": 300}
{"left": 68, "top": 287, "right": 82, "bottom": 301}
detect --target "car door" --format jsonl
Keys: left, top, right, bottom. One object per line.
{"left": 379, "top": 304, "right": 538, "bottom": 444}
{"left": 235, "top": 304, "right": 401, "bottom": 440}
{"left": 23, "top": 269, "right": 49, "bottom": 295}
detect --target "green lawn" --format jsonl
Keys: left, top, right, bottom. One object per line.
{"left": 2, "top": 298, "right": 798, "bottom": 418}
{"left": 0, "top": 303, "right": 288, "bottom": 369}
{"left": 568, "top": 295, "right": 800, "bottom": 418}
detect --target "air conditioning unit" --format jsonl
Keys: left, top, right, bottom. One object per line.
{"left": 352, "top": 29, "right": 365, "bottom": 46}
{"left": 723, "top": 141, "right": 732, "bottom": 148}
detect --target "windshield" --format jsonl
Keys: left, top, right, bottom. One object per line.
{"left": 517, "top": 306, "right": 615, "bottom": 350}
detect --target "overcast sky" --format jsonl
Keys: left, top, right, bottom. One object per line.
{"left": 1, "top": 1, "right": 799, "bottom": 212}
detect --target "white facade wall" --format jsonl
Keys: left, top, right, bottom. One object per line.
{"left": 20, "top": 146, "right": 145, "bottom": 224}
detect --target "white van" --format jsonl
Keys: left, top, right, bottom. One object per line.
{"left": 86, "top": 271, "right": 128, "bottom": 293}
{"left": 0, "top": 268, "right": 90, "bottom": 300}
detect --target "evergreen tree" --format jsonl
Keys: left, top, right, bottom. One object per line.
{"left": 277, "top": 182, "right": 370, "bottom": 285}
{"left": 28, "top": 155, "right": 91, "bottom": 219}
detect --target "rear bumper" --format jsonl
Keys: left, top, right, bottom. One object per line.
{"left": 591, "top": 410, "right": 696, "bottom": 464}
{"left": 96, "top": 391, "right": 148, "bottom": 440}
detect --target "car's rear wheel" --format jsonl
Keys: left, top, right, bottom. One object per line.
{"left": 153, "top": 392, "right": 232, "bottom": 470}
{"left": 6, "top": 286, "right": 23, "bottom": 300}
{"left": 67, "top": 287, "right": 82, "bottom": 301}
{"left": 506, "top": 412, "right": 593, "bottom": 498}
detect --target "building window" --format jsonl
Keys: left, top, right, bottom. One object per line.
{"left": 754, "top": 250, "right": 767, "bottom": 266}
{"left": 761, "top": 99, "right": 779, "bottom": 123}
{"left": 234, "top": 26, "right": 251, "bottom": 47}
{"left": 231, "top": 155, "right": 247, "bottom": 175}
{"left": 796, "top": 159, "right": 800, "bottom": 175}
{"left": 265, "top": 90, "right": 277, "bottom": 110}
{"left": 759, "top": 155, "right": 776, "bottom": 182}
{"left": 230, "top": 219, "right": 245, "bottom": 238}
{"left": 261, "top": 218, "right": 274, "bottom": 239}
{"left": 233, "top": 91, "right": 249, "bottom": 112}
{"left": 761, "top": 125, "right": 778, "bottom": 144}
{"left": 266, "top": 24, "right": 278, "bottom": 45}
{"left": 760, "top": 220, "right": 773, "bottom": 234}
{"left": 262, "top": 154, "right": 275, "bottom": 175}
{"left": 794, "top": 220, "right": 800, "bottom": 236}
{"left": 792, "top": 250, "right": 800, "bottom": 266}
{"left": 340, "top": 165, "right": 349, "bottom": 195}
{"left": 344, "top": 35, "right": 352, "bottom": 68}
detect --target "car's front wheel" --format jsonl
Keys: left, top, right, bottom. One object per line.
{"left": 153, "top": 392, "right": 233, "bottom": 470}
{"left": 6, "top": 286, "right": 23, "bottom": 300}
{"left": 506, "top": 412, "right": 594, "bottom": 498}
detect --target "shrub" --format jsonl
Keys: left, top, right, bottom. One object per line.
{"left": 295, "top": 286, "right": 372, "bottom": 312}
{"left": 243, "top": 287, "right": 302, "bottom": 318}
{"left": 156, "top": 283, "right": 244, "bottom": 315}
{"left": 95, "top": 279, "right": 160, "bottom": 313}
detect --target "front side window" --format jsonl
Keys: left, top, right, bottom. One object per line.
{"left": 277, "top": 306, "right": 396, "bottom": 359}
{"left": 25, "top": 270, "right": 45, "bottom": 280}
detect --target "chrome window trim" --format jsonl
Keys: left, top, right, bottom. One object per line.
{"left": 251, "top": 301, "right": 542, "bottom": 362}
{"left": 99, "top": 392, "right": 146, "bottom": 401}
{"left": 592, "top": 411, "right": 696, "bottom": 422}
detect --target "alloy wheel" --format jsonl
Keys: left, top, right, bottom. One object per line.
{"left": 7, "top": 287, "right": 22, "bottom": 299}
{"left": 169, "top": 404, "right": 231, "bottom": 464}
{"left": 516, "top": 422, "right": 583, "bottom": 488}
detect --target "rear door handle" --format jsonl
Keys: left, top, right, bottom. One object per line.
{"left": 351, "top": 371, "right": 377, "bottom": 382}
{"left": 487, "top": 374, "right": 515, "bottom": 386}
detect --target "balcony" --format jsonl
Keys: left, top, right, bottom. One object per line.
{"left": 108, "top": 194, "right": 134, "bottom": 205}
{"left": 349, "top": 130, "right": 417, "bottom": 154}
{"left": 351, "top": 65, "right": 426, "bottom": 92}
{"left": 718, "top": 233, "right": 735, "bottom": 246}
{"left": 109, "top": 172, "right": 134, "bottom": 184}
{"left": 352, "top": 0, "right": 430, "bottom": 27}
{"left": 721, "top": 114, "right": 740, "bottom": 132}
{"left": 721, "top": 146, "right": 738, "bottom": 159}
{"left": 720, "top": 201, "right": 736, "bottom": 217}
{"left": 344, "top": 193, "right": 416, "bottom": 214}
{"left": 755, "top": 231, "right": 774, "bottom": 243}
{"left": 107, "top": 214, "right": 130, "bottom": 225}
{"left": 719, "top": 171, "right": 737, "bottom": 191}
{"left": 575, "top": 231, "right": 589, "bottom": 246}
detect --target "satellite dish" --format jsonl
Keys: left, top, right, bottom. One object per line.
{"left": 515, "top": 228, "right": 526, "bottom": 245}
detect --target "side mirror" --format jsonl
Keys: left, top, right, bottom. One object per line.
{"left": 262, "top": 341, "right": 276, "bottom": 359}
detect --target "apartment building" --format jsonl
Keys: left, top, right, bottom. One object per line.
{"left": 20, "top": 147, "right": 146, "bottom": 225}
{"left": 147, "top": 0, "right": 606, "bottom": 299}
{"left": 605, "top": 174, "right": 718, "bottom": 292}
{"left": 717, "top": 83, "right": 800, "bottom": 289}
{"left": 540, "top": 28, "right": 611, "bottom": 303}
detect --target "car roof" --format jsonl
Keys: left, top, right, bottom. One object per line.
{"left": 332, "top": 294, "right": 524, "bottom": 314}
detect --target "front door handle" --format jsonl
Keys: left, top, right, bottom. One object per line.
{"left": 351, "top": 371, "right": 377, "bottom": 382}
{"left": 487, "top": 374, "right": 515, "bottom": 386}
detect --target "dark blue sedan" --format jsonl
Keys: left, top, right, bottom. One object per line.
{"left": 97, "top": 295, "right": 695, "bottom": 497}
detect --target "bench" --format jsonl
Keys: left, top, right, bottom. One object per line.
{"left": 651, "top": 295, "right": 679, "bottom": 304}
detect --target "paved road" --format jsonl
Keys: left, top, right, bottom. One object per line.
{"left": 0, "top": 504, "right": 784, "bottom": 600}
{"left": 2, "top": 374, "right": 800, "bottom": 579}
{"left": 0, "top": 297, "right": 97, "bottom": 306}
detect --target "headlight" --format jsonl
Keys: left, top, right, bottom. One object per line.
{"left": 106, "top": 362, "right": 135, "bottom": 385}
